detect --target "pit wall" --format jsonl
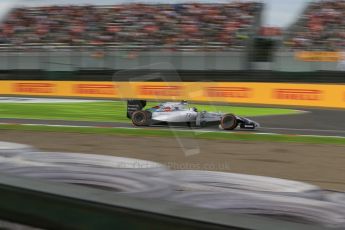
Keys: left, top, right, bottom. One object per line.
{"left": 1, "top": 81, "right": 345, "bottom": 109}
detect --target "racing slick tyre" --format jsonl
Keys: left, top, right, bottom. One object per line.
{"left": 220, "top": 114, "right": 238, "bottom": 130}
{"left": 132, "top": 110, "right": 152, "bottom": 126}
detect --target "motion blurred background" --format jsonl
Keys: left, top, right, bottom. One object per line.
{"left": 0, "top": 0, "right": 344, "bottom": 80}
{"left": 1, "top": 0, "right": 345, "bottom": 229}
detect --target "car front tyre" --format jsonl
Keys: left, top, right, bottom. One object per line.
{"left": 220, "top": 114, "right": 238, "bottom": 130}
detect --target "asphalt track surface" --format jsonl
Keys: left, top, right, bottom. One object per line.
{"left": 1, "top": 108, "right": 345, "bottom": 137}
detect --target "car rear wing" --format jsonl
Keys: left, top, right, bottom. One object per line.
{"left": 127, "top": 100, "right": 147, "bottom": 118}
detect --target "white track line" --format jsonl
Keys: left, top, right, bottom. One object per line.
{"left": 262, "top": 127, "right": 345, "bottom": 134}
{"left": 0, "top": 97, "right": 105, "bottom": 103}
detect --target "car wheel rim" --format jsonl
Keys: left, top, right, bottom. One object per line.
{"left": 134, "top": 113, "right": 145, "bottom": 124}
{"left": 222, "top": 116, "right": 235, "bottom": 128}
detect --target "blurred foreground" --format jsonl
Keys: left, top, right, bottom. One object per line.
{"left": 1, "top": 140, "right": 345, "bottom": 228}
{"left": 1, "top": 130, "right": 344, "bottom": 192}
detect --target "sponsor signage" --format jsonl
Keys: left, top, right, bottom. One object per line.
{"left": 1, "top": 81, "right": 345, "bottom": 109}
{"left": 73, "top": 84, "right": 116, "bottom": 95}
{"left": 205, "top": 87, "right": 251, "bottom": 98}
{"left": 13, "top": 83, "right": 55, "bottom": 94}
{"left": 139, "top": 85, "right": 182, "bottom": 96}
{"left": 273, "top": 89, "right": 321, "bottom": 101}
{"left": 295, "top": 51, "right": 342, "bottom": 62}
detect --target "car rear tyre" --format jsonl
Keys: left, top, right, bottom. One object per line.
{"left": 220, "top": 114, "right": 238, "bottom": 130}
{"left": 132, "top": 110, "right": 151, "bottom": 126}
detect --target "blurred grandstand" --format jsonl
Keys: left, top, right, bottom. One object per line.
{"left": 284, "top": 0, "right": 345, "bottom": 51}
{"left": 0, "top": 3, "right": 262, "bottom": 51}
{"left": 0, "top": 0, "right": 344, "bottom": 82}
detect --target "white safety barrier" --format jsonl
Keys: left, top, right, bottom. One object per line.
{"left": 0, "top": 142, "right": 345, "bottom": 227}
{"left": 19, "top": 152, "right": 166, "bottom": 175}
{"left": 167, "top": 191, "right": 345, "bottom": 228}
{"left": 166, "top": 170, "right": 322, "bottom": 199}
{"left": 0, "top": 141, "right": 36, "bottom": 157}
{"left": 0, "top": 150, "right": 171, "bottom": 198}
{"left": 324, "top": 192, "right": 345, "bottom": 207}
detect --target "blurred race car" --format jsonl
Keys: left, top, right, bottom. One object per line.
{"left": 127, "top": 100, "right": 259, "bottom": 130}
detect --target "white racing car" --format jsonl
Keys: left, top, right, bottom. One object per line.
{"left": 127, "top": 100, "right": 259, "bottom": 130}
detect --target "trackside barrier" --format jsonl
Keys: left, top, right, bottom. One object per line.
{"left": 0, "top": 174, "right": 320, "bottom": 230}
{"left": 1, "top": 80, "right": 345, "bottom": 109}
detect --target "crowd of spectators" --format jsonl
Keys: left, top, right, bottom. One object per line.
{"left": 285, "top": 0, "right": 345, "bottom": 51}
{"left": 0, "top": 3, "right": 261, "bottom": 51}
